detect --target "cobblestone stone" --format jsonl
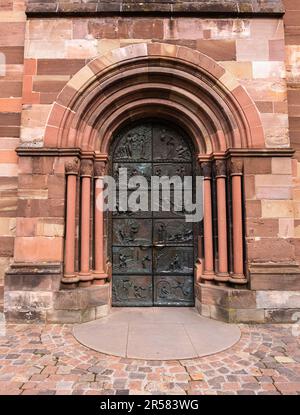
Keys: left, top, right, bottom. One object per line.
{"left": 0, "top": 323, "right": 299, "bottom": 394}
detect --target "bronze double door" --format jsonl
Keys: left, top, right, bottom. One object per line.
{"left": 111, "top": 121, "right": 196, "bottom": 306}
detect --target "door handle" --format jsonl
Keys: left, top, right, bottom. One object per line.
{"left": 154, "top": 243, "right": 165, "bottom": 248}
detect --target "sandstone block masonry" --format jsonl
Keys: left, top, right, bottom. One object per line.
{"left": 1, "top": 1, "right": 300, "bottom": 323}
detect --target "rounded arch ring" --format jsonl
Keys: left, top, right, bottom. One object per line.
{"left": 44, "top": 42, "right": 265, "bottom": 154}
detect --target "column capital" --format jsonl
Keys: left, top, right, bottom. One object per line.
{"left": 229, "top": 159, "right": 243, "bottom": 176}
{"left": 80, "top": 159, "right": 93, "bottom": 177}
{"left": 94, "top": 160, "right": 107, "bottom": 178}
{"left": 200, "top": 161, "right": 212, "bottom": 179}
{"left": 215, "top": 159, "right": 227, "bottom": 178}
{"left": 65, "top": 157, "right": 80, "bottom": 175}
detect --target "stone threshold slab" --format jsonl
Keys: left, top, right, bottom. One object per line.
{"left": 73, "top": 307, "right": 241, "bottom": 360}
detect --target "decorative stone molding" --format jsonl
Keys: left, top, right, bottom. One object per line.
{"left": 94, "top": 161, "right": 106, "bottom": 178}
{"left": 65, "top": 158, "right": 80, "bottom": 175}
{"left": 215, "top": 159, "right": 227, "bottom": 178}
{"left": 201, "top": 161, "right": 212, "bottom": 179}
{"left": 80, "top": 159, "right": 94, "bottom": 177}
{"left": 229, "top": 159, "right": 243, "bottom": 176}
{"left": 26, "top": 1, "right": 284, "bottom": 17}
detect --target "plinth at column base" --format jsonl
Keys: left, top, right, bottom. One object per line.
{"left": 61, "top": 274, "right": 79, "bottom": 284}
{"left": 201, "top": 272, "right": 215, "bottom": 284}
{"left": 78, "top": 272, "right": 93, "bottom": 287}
{"left": 229, "top": 274, "right": 247, "bottom": 284}
{"left": 215, "top": 273, "right": 229, "bottom": 282}
{"left": 201, "top": 271, "right": 215, "bottom": 280}
{"left": 93, "top": 272, "right": 108, "bottom": 285}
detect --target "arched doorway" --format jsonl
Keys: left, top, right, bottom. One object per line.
{"left": 110, "top": 120, "right": 198, "bottom": 307}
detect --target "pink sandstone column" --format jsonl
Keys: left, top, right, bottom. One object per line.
{"left": 215, "top": 159, "right": 229, "bottom": 282}
{"left": 200, "top": 161, "right": 215, "bottom": 281}
{"left": 62, "top": 158, "right": 80, "bottom": 287}
{"left": 79, "top": 159, "right": 94, "bottom": 287}
{"left": 93, "top": 161, "right": 108, "bottom": 285}
{"left": 230, "top": 159, "right": 247, "bottom": 284}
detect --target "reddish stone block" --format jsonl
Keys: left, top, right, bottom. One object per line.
{"left": 0, "top": 81, "right": 22, "bottom": 98}
{"left": 196, "top": 39, "right": 236, "bottom": 61}
{"left": 245, "top": 200, "right": 262, "bottom": 218}
{"left": 16, "top": 218, "right": 37, "bottom": 237}
{"left": 0, "top": 236, "right": 14, "bottom": 256}
{"left": 48, "top": 174, "right": 65, "bottom": 199}
{"left": 14, "top": 236, "right": 63, "bottom": 262}
{"left": 244, "top": 175, "right": 255, "bottom": 199}
{"left": 47, "top": 103, "right": 67, "bottom": 128}
{"left": 18, "top": 174, "right": 48, "bottom": 190}
{"left": 0, "top": 98, "right": 22, "bottom": 113}
{"left": 131, "top": 19, "right": 164, "bottom": 39}
{"left": 269, "top": 39, "right": 285, "bottom": 60}
{"left": 255, "top": 101, "right": 273, "bottom": 113}
{"left": 32, "top": 157, "right": 54, "bottom": 175}
{"left": 24, "top": 59, "right": 37, "bottom": 76}
{"left": 244, "top": 158, "right": 272, "bottom": 174}
{"left": 248, "top": 238, "right": 295, "bottom": 262}
{"left": 0, "top": 46, "right": 24, "bottom": 64}
{"left": 246, "top": 218, "right": 279, "bottom": 237}
{"left": 37, "top": 59, "right": 86, "bottom": 75}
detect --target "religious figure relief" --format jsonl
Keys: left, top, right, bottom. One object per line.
{"left": 119, "top": 253, "right": 128, "bottom": 269}
{"left": 157, "top": 129, "right": 191, "bottom": 161}
{"left": 117, "top": 220, "right": 139, "bottom": 243}
{"left": 168, "top": 227, "right": 193, "bottom": 243}
{"left": 156, "top": 277, "right": 193, "bottom": 301}
{"left": 112, "top": 278, "right": 151, "bottom": 302}
{"left": 141, "top": 255, "right": 151, "bottom": 269}
{"left": 169, "top": 254, "right": 182, "bottom": 271}
{"left": 114, "top": 127, "right": 150, "bottom": 160}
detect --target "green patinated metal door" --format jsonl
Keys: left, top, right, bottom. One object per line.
{"left": 111, "top": 121, "right": 196, "bottom": 306}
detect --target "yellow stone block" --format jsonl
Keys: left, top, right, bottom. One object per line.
{"left": 261, "top": 200, "right": 294, "bottom": 218}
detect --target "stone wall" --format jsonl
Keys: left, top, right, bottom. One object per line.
{"left": 0, "top": 1, "right": 26, "bottom": 311}
{"left": 1, "top": 0, "right": 300, "bottom": 322}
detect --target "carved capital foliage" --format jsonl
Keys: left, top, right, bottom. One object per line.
{"left": 80, "top": 159, "right": 94, "bottom": 177}
{"left": 215, "top": 160, "right": 227, "bottom": 178}
{"left": 65, "top": 158, "right": 80, "bottom": 175}
{"left": 200, "top": 161, "right": 212, "bottom": 179}
{"left": 94, "top": 161, "right": 106, "bottom": 177}
{"left": 229, "top": 159, "right": 243, "bottom": 176}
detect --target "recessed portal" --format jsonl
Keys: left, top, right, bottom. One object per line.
{"left": 110, "top": 121, "right": 198, "bottom": 307}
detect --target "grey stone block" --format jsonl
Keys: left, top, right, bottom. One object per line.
{"left": 256, "top": 291, "right": 300, "bottom": 309}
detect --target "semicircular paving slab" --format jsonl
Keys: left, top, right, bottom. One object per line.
{"left": 73, "top": 307, "right": 241, "bottom": 360}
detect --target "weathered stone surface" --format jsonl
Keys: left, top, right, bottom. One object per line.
{"left": 25, "top": 1, "right": 284, "bottom": 17}
{"left": 264, "top": 308, "right": 300, "bottom": 323}
{"left": 46, "top": 309, "right": 81, "bottom": 323}
{"left": 234, "top": 308, "right": 265, "bottom": 323}
{"left": 256, "top": 291, "right": 300, "bottom": 309}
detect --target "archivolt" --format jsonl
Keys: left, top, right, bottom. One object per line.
{"left": 44, "top": 42, "right": 264, "bottom": 154}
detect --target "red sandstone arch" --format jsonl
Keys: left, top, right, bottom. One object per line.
{"left": 44, "top": 42, "right": 264, "bottom": 154}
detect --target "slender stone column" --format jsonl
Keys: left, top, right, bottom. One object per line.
{"left": 215, "top": 160, "right": 229, "bottom": 282}
{"left": 62, "top": 158, "right": 80, "bottom": 286}
{"left": 79, "top": 159, "right": 94, "bottom": 287}
{"left": 229, "top": 159, "right": 247, "bottom": 284}
{"left": 93, "top": 161, "right": 108, "bottom": 285}
{"left": 200, "top": 161, "right": 215, "bottom": 281}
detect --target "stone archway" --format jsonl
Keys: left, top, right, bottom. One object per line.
{"left": 47, "top": 43, "right": 264, "bottom": 294}
{"left": 9, "top": 42, "right": 276, "bottom": 323}
{"left": 44, "top": 43, "right": 264, "bottom": 153}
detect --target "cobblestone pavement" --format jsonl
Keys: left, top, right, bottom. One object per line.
{"left": 0, "top": 323, "right": 300, "bottom": 395}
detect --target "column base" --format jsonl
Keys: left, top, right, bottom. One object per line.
{"left": 229, "top": 274, "right": 247, "bottom": 284}
{"left": 61, "top": 274, "right": 80, "bottom": 284}
{"left": 93, "top": 272, "right": 108, "bottom": 285}
{"left": 78, "top": 272, "right": 93, "bottom": 287}
{"left": 215, "top": 272, "right": 229, "bottom": 282}
{"left": 201, "top": 271, "right": 215, "bottom": 282}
